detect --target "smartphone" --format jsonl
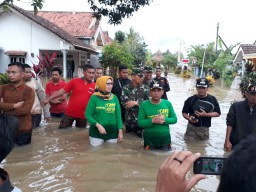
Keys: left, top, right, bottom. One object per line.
{"left": 193, "top": 157, "right": 226, "bottom": 175}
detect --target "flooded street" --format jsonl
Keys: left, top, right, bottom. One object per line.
{"left": 2, "top": 74, "right": 243, "bottom": 192}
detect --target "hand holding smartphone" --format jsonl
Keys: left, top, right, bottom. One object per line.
{"left": 193, "top": 157, "right": 226, "bottom": 175}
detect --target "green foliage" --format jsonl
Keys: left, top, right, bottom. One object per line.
{"left": 124, "top": 27, "right": 147, "bottom": 67}
{"left": 0, "top": 73, "right": 10, "bottom": 85}
{"left": 174, "top": 66, "right": 182, "bottom": 74}
{"left": 188, "top": 42, "right": 218, "bottom": 71}
{"left": 114, "top": 31, "right": 125, "bottom": 43}
{"left": 88, "top": 0, "right": 152, "bottom": 25}
{"left": 239, "top": 61, "right": 256, "bottom": 98}
{"left": 100, "top": 42, "right": 134, "bottom": 78}
{"left": 162, "top": 50, "right": 177, "bottom": 71}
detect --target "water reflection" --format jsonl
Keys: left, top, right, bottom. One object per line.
{"left": 2, "top": 74, "right": 243, "bottom": 192}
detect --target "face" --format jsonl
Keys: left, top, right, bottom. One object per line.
{"left": 156, "top": 69, "right": 161, "bottom": 77}
{"left": 145, "top": 71, "right": 152, "bottom": 80}
{"left": 119, "top": 69, "right": 129, "bottom": 79}
{"left": 83, "top": 68, "right": 95, "bottom": 82}
{"left": 7, "top": 65, "right": 24, "bottom": 84}
{"left": 132, "top": 74, "right": 144, "bottom": 86}
{"left": 196, "top": 86, "right": 208, "bottom": 97}
{"left": 95, "top": 68, "right": 103, "bottom": 79}
{"left": 105, "top": 79, "right": 113, "bottom": 92}
{"left": 23, "top": 67, "right": 32, "bottom": 81}
{"left": 246, "top": 91, "right": 256, "bottom": 106}
{"left": 51, "top": 71, "right": 61, "bottom": 82}
{"left": 150, "top": 88, "right": 163, "bottom": 101}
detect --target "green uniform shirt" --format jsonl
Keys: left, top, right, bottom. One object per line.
{"left": 85, "top": 94, "right": 122, "bottom": 140}
{"left": 138, "top": 99, "right": 177, "bottom": 147}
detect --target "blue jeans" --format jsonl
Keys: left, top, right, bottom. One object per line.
{"left": 50, "top": 112, "right": 65, "bottom": 118}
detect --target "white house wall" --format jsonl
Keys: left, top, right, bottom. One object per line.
{"left": 0, "top": 9, "right": 72, "bottom": 73}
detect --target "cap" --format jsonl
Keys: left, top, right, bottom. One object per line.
{"left": 144, "top": 66, "right": 153, "bottom": 73}
{"left": 149, "top": 81, "right": 163, "bottom": 90}
{"left": 247, "top": 84, "right": 256, "bottom": 93}
{"left": 131, "top": 68, "right": 144, "bottom": 76}
{"left": 196, "top": 78, "right": 209, "bottom": 88}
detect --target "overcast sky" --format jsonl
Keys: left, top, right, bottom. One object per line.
{"left": 4, "top": 0, "right": 256, "bottom": 55}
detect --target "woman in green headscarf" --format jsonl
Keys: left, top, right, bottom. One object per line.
{"left": 85, "top": 76, "right": 123, "bottom": 146}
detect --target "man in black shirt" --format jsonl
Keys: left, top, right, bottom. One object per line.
{"left": 153, "top": 67, "right": 170, "bottom": 99}
{"left": 112, "top": 65, "right": 131, "bottom": 122}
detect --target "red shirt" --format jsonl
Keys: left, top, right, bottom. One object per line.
{"left": 63, "top": 78, "right": 95, "bottom": 119}
{"left": 46, "top": 80, "right": 67, "bottom": 114}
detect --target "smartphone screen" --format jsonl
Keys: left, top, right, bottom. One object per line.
{"left": 193, "top": 157, "right": 226, "bottom": 175}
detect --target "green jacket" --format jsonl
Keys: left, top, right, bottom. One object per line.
{"left": 138, "top": 99, "right": 177, "bottom": 147}
{"left": 85, "top": 94, "right": 122, "bottom": 140}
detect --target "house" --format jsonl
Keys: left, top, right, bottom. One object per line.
{"left": 0, "top": 3, "right": 112, "bottom": 79}
{"left": 233, "top": 44, "right": 256, "bottom": 75}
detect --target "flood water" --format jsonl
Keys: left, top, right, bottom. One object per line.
{"left": 2, "top": 74, "right": 243, "bottom": 192}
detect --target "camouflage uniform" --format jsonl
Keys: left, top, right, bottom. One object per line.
{"left": 121, "top": 83, "right": 149, "bottom": 133}
{"left": 120, "top": 68, "right": 150, "bottom": 134}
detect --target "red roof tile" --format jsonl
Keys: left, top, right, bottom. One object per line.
{"left": 37, "top": 11, "right": 97, "bottom": 37}
{"left": 4, "top": 50, "right": 27, "bottom": 56}
{"left": 240, "top": 44, "right": 256, "bottom": 54}
{"left": 103, "top": 31, "right": 113, "bottom": 45}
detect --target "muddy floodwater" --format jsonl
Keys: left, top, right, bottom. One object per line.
{"left": 2, "top": 74, "right": 243, "bottom": 192}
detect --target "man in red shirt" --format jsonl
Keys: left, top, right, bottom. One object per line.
{"left": 45, "top": 67, "right": 67, "bottom": 118}
{"left": 43, "top": 64, "right": 95, "bottom": 128}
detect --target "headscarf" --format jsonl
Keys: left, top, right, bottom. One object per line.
{"left": 93, "top": 76, "right": 113, "bottom": 100}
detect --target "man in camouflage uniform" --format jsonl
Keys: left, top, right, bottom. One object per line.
{"left": 121, "top": 68, "right": 150, "bottom": 137}
{"left": 143, "top": 66, "right": 153, "bottom": 86}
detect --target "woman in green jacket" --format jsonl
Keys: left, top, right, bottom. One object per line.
{"left": 85, "top": 76, "right": 123, "bottom": 147}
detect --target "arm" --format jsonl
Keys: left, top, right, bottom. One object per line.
{"left": 7, "top": 89, "right": 35, "bottom": 116}
{"left": 138, "top": 103, "right": 153, "bottom": 128}
{"left": 182, "top": 112, "right": 198, "bottom": 124}
{"left": 155, "top": 151, "right": 205, "bottom": 192}
{"left": 115, "top": 97, "right": 123, "bottom": 141}
{"left": 163, "top": 102, "right": 177, "bottom": 124}
{"left": 43, "top": 88, "right": 66, "bottom": 104}
{"left": 163, "top": 78, "right": 170, "bottom": 92}
{"left": 224, "top": 126, "right": 233, "bottom": 151}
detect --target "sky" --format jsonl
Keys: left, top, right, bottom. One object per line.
{"left": 5, "top": 0, "right": 256, "bottom": 55}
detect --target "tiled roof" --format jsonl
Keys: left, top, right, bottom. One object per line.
{"left": 240, "top": 44, "right": 256, "bottom": 54}
{"left": 103, "top": 31, "right": 113, "bottom": 45}
{"left": 3, "top": 3, "right": 97, "bottom": 53}
{"left": 4, "top": 50, "right": 27, "bottom": 56}
{"left": 37, "top": 11, "right": 97, "bottom": 37}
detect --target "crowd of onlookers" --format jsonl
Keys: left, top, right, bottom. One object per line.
{"left": 1, "top": 61, "right": 256, "bottom": 191}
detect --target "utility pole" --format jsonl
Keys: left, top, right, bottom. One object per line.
{"left": 215, "top": 22, "right": 219, "bottom": 53}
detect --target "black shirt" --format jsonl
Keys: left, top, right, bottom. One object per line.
{"left": 153, "top": 77, "right": 170, "bottom": 100}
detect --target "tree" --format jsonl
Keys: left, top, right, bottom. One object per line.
{"left": 162, "top": 50, "right": 177, "bottom": 71}
{"left": 88, "top": 0, "right": 152, "bottom": 25}
{"left": 100, "top": 42, "right": 134, "bottom": 78}
{"left": 187, "top": 42, "right": 218, "bottom": 74}
{"left": 3, "top": 0, "right": 44, "bottom": 14}
{"left": 114, "top": 30, "right": 125, "bottom": 44}
{"left": 124, "top": 27, "right": 148, "bottom": 67}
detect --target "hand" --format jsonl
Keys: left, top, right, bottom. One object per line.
{"left": 155, "top": 151, "right": 206, "bottom": 192}
{"left": 44, "top": 117, "right": 51, "bottom": 123}
{"left": 195, "top": 109, "right": 207, "bottom": 117}
{"left": 188, "top": 116, "right": 199, "bottom": 123}
{"left": 124, "top": 101, "right": 137, "bottom": 110}
{"left": 13, "top": 101, "right": 24, "bottom": 109}
{"left": 41, "top": 98, "right": 49, "bottom": 107}
{"left": 96, "top": 123, "right": 107, "bottom": 134}
{"left": 224, "top": 140, "right": 232, "bottom": 151}
{"left": 152, "top": 114, "right": 165, "bottom": 124}
{"left": 118, "top": 130, "right": 123, "bottom": 141}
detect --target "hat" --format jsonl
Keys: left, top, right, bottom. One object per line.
{"left": 144, "top": 66, "right": 153, "bottom": 73}
{"left": 247, "top": 84, "right": 256, "bottom": 93}
{"left": 196, "top": 78, "right": 209, "bottom": 88}
{"left": 131, "top": 68, "right": 143, "bottom": 76}
{"left": 149, "top": 81, "right": 163, "bottom": 90}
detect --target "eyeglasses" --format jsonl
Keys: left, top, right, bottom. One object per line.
{"left": 106, "top": 83, "right": 113, "bottom": 86}
{"left": 137, "top": 74, "right": 144, "bottom": 78}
